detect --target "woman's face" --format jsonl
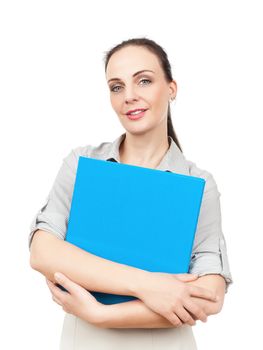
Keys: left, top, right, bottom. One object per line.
{"left": 106, "top": 45, "right": 177, "bottom": 135}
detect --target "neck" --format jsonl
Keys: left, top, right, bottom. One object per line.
{"left": 119, "top": 128, "right": 170, "bottom": 169}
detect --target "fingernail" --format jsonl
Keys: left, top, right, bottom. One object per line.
{"left": 54, "top": 273, "right": 62, "bottom": 281}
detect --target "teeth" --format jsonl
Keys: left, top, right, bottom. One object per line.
{"left": 130, "top": 110, "right": 144, "bottom": 115}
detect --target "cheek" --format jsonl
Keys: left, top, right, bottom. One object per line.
{"left": 150, "top": 87, "right": 168, "bottom": 111}
{"left": 110, "top": 95, "right": 122, "bottom": 112}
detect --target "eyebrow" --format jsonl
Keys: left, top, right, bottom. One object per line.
{"left": 107, "top": 70, "right": 155, "bottom": 84}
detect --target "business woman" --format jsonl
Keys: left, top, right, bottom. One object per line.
{"left": 29, "top": 37, "right": 233, "bottom": 349}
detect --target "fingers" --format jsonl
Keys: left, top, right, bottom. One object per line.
{"left": 183, "top": 299, "right": 208, "bottom": 323}
{"left": 166, "top": 308, "right": 196, "bottom": 327}
{"left": 189, "top": 285, "right": 218, "bottom": 302}
{"left": 53, "top": 273, "right": 71, "bottom": 294}
{"left": 46, "top": 278, "right": 54, "bottom": 291}
{"left": 52, "top": 295, "right": 63, "bottom": 306}
{"left": 166, "top": 312, "right": 183, "bottom": 328}
{"left": 175, "top": 306, "right": 196, "bottom": 326}
{"left": 46, "top": 279, "right": 64, "bottom": 306}
{"left": 188, "top": 310, "right": 198, "bottom": 321}
{"left": 46, "top": 278, "right": 68, "bottom": 304}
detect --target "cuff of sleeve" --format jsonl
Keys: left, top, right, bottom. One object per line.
{"left": 28, "top": 197, "right": 67, "bottom": 250}
{"left": 28, "top": 224, "right": 64, "bottom": 250}
{"left": 188, "top": 252, "right": 233, "bottom": 293}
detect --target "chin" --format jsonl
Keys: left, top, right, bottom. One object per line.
{"left": 124, "top": 125, "right": 157, "bottom": 137}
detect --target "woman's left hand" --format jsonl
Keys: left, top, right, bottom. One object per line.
{"left": 45, "top": 272, "right": 105, "bottom": 325}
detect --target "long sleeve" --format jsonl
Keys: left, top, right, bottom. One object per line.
{"left": 28, "top": 146, "right": 84, "bottom": 249}
{"left": 188, "top": 170, "right": 233, "bottom": 293}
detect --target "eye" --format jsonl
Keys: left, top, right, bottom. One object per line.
{"left": 110, "top": 79, "right": 152, "bottom": 93}
{"left": 110, "top": 85, "right": 122, "bottom": 93}
{"left": 139, "top": 78, "right": 151, "bottom": 86}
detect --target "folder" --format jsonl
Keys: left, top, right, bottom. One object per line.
{"left": 63, "top": 156, "right": 205, "bottom": 305}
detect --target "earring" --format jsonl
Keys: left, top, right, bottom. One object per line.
{"left": 169, "top": 97, "right": 175, "bottom": 103}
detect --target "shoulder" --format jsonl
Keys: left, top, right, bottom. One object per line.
{"left": 185, "top": 158, "right": 220, "bottom": 195}
{"left": 61, "top": 140, "right": 112, "bottom": 171}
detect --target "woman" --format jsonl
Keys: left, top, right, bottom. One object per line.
{"left": 29, "top": 37, "right": 233, "bottom": 349}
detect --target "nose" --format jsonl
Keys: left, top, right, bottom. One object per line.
{"left": 125, "top": 96, "right": 138, "bottom": 104}
{"left": 124, "top": 86, "right": 139, "bottom": 104}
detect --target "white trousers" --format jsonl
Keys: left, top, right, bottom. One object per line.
{"left": 59, "top": 313, "right": 198, "bottom": 350}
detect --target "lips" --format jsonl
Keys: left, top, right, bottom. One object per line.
{"left": 126, "top": 108, "right": 147, "bottom": 115}
{"left": 126, "top": 109, "right": 147, "bottom": 120}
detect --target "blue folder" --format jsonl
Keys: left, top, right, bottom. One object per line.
{"left": 63, "top": 156, "right": 205, "bottom": 305}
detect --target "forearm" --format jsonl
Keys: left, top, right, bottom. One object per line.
{"left": 96, "top": 275, "right": 226, "bottom": 329}
{"left": 96, "top": 297, "right": 217, "bottom": 329}
{"left": 97, "top": 299, "right": 176, "bottom": 329}
{"left": 30, "top": 230, "right": 147, "bottom": 296}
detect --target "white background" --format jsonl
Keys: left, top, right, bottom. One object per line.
{"left": 1, "top": 0, "right": 262, "bottom": 349}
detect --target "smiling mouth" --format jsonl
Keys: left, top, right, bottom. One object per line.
{"left": 126, "top": 108, "right": 147, "bottom": 116}
{"left": 126, "top": 109, "right": 148, "bottom": 120}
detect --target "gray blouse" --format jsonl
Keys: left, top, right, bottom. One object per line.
{"left": 28, "top": 132, "right": 233, "bottom": 292}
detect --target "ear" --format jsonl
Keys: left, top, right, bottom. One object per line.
{"left": 169, "top": 79, "right": 177, "bottom": 100}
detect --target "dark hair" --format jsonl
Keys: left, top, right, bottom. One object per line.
{"left": 103, "top": 37, "right": 183, "bottom": 153}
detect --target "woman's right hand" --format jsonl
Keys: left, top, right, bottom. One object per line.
{"left": 134, "top": 272, "right": 218, "bottom": 327}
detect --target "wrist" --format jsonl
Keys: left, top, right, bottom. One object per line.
{"left": 129, "top": 269, "right": 153, "bottom": 298}
{"left": 86, "top": 303, "right": 109, "bottom": 328}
